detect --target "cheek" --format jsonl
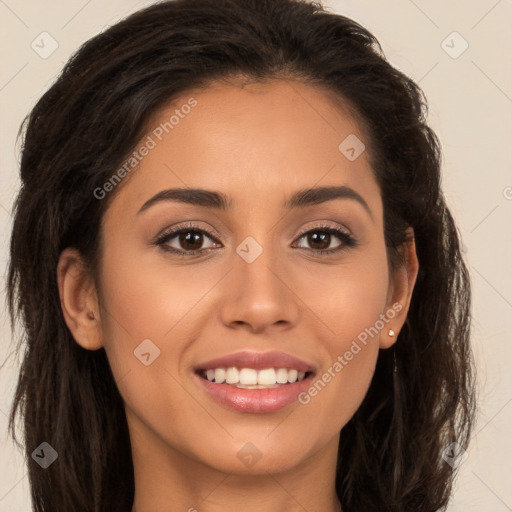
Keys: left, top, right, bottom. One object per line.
{"left": 294, "top": 239, "right": 390, "bottom": 343}
{"left": 294, "top": 322, "right": 381, "bottom": 450}
{"left": 98, "top": 244, "right": 222, "bottom": 344}
{"left": 95, "top": 251, "right": 208, "bottom": 448}
{"left": 292, "top": 246, "right": 389, "bottom": 429}
{"left": 95, "top": 246, "right": 225, "bottom": 414}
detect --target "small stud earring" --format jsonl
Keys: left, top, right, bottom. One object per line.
{"left": 388, "top": 329, "right": 395, "bottom": 337}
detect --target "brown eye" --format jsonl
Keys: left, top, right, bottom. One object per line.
{"left": 295, "top": 226, "right": 356, "bottom": 254}
{"left": 156, "top": 225, "right": 220, "bottom": 256}
{"left": 304, "top": 231, "right": 333, "bottom": 251}
{"left": 176, "top": 231, "right": 204, "bottom": 251}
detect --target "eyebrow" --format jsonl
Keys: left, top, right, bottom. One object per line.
{"left": 137, "top": 185, "right": 373, "bottom": 219}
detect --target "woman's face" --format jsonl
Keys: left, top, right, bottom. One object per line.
{"left": 62, "top": 80, "right": 416, "bottom": 478}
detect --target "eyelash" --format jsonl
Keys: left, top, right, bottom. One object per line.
{"left": 154, "top": 222, "right": 358, "bottom": 257}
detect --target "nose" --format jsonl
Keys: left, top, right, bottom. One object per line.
{"left": 218, "top": 241, "right": 301, "bottom": 334}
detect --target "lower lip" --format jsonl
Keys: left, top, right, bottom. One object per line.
{"left": 196, "top": 373, "right": 314, "bottom": 413}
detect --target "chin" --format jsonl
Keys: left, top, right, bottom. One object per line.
{"left": 191, "top": 431, "right": 318, "bottom": 475}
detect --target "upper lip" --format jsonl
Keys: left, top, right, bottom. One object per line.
{"left": 195, "top": 350, "right": 314, "bottom": 374}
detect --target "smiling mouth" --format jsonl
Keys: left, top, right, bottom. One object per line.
{"left": 196, "top": 367, "right": 313, "bottom": 389}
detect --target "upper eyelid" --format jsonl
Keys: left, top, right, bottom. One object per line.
{"left": 295, "top": 223, "right": 351, "bottom": 237}
{"left": 157, "top": 224, "right": 221, "bottom": 243}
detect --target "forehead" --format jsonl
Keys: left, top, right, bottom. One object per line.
{"left": 104, "top": 79, "right": 381, "bottom": 218}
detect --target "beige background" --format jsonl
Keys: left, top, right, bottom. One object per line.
{"left": 1, "top": 0, "right": 511, "bottom": 510}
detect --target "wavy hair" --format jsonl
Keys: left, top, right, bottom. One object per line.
{"left": 5, "top": 0, "right": 476, "bottom": 510}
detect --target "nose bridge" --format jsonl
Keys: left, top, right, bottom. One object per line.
{"left": 219, "top": 229, "right": 299, "bottom": 332}
{"left": 234, "top": 231, "right": 284, "bottom": 299}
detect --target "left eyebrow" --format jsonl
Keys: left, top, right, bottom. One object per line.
{"left": 137, "top": 185, "right": 373, "bottom": 220}
{"left": 284, "top": 185, "right": 372, "bottom": 220}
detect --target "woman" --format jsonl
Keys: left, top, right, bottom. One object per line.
{"left": 6, "top": 0, "right": 476, "bottom": 510}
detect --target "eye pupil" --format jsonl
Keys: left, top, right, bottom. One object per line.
{"left": 180, "top": 231, "right": 203, "bottom": 250}
{"left": 308, "top": 232, "right": 330, "bottom": 250}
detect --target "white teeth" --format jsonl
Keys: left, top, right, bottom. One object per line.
{"left": 214, "top": 368, "right": 226, "bottom": 384}
{"left": 239, "top": 368, "right": 258, "bottom": 385}
{"left": 287, "top": 369, "right": 298, "bottom": 383}
{"left": 203, "top": 367, "right": 308, "bottom": 386}
{"left": 225, "top": 367, "right": 239, "bottom": 384}
{"left": 276, "top": 368, "right": 289, "bottom": 384}
{"left": 257, "top": 368, "right": 276, "bottom": 385}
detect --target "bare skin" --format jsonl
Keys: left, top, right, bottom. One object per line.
{"left": 57, "top": 79, "right": 418, "bottom": 512}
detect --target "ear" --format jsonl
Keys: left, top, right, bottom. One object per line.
{"left": 379, "top": 226, "right": 419, "bottom": 349}
{"left": 57, "top": 247, "right": 103, "bottom": 350}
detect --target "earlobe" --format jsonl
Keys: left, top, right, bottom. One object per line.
{"left": 57, "top": 248, "right": 103, "bottom": 350}
{"left": 379, "top": 227, "right": 419, "bottom": 349}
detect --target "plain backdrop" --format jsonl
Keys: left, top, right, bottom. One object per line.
{"left": 1, "top": 1, "right": 511, "bottom": 510}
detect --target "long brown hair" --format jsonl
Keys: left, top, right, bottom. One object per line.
{"left": 5, "top": 0, "right": 476, "bottom": 510}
